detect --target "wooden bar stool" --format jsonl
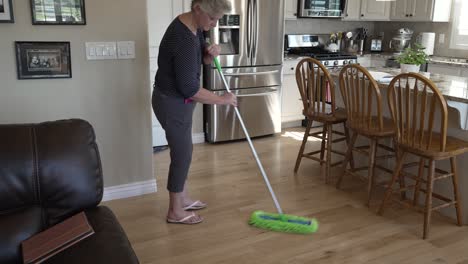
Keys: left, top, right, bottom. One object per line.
{"left": 378, "top": 73, "right": 468, "bottom": 239}
{"left": 294, "top": 58, "right": 351, "bottom": 184}
{"left": 335, "top": 64, "right": 397, "bottom": 206}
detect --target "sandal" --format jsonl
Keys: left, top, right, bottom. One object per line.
{"left": 183, "top": 200, "right": 207, "bottom": 211}
{"left": 166, "top": 212, "right": 203, "bottom": 225}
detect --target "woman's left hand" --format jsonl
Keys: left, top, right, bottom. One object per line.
{"left": 206, "top": 44, "right": 221, "bottom": 58}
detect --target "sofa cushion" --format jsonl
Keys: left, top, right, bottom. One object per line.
{"left": 35, "top": 120, "right": 103, "bottom": 226}
{"left": 44, "top": 206, "right": 139, "bottom": 264}
{"left": 0, "top": 207, "right": 43, "bottom": 264}
{"left": 0, "top": 119, "right": 103, "bottom": 227}
{"left": 0, "top": 126, "right": 36, "bottom": 212}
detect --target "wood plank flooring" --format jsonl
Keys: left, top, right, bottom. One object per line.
{"left": 104, "top": 127, "right": 468, "bottom": 264}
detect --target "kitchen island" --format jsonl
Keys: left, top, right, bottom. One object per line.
{"left": 327, "top": 67, "right": 468, "bottom": 224}
{"left": 328, "top": 67, "right": 468, "bottom": 129}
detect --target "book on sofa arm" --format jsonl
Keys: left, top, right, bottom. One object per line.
{"left": 21, "top": 211, "right": 95, "bottom": 264}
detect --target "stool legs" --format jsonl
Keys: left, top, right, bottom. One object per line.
{"left": 381, "top": 155, "right": 463, "bottom": 239}
{"left": 450, "top": 157, "right": 463, "bottom": 226}
{"left": 412, "top": 158, "right": 425, "bottom": 206}
{"left": 336, "top": 131, "right": 357, "bottom": 188}
{"left": 393, "top": 141, "right": 406, "bottom": 201}
{"left": 325, "top": 124, "right": 333, "bottom": 184}
{"left": 294, "top": 120, "right": 312, "bottom": 173}
{"left": 319, "top": 125, "right": 327, "bottom": 162}
{"left": 343, "top": 125, "right": 355, "bottom": 170}
{"left": 378, "top": 151, "right": 407, "bottom": 216}
{"left": 367, "top": 139, "right": 378, "bottom": 207}
{"left": 423, "top": 160, "right": 435, "bottom": 239}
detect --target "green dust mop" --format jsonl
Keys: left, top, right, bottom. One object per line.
{"left": 213, "top": 57, "right": 318, "bottom": 234}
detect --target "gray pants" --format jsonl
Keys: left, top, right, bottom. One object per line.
{"left": 152, "top": 90, "right": 196, "bottom": 193}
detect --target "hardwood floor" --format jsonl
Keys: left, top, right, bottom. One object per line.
{"left": 104, "top": 127, "right": 468, "bottom": 264}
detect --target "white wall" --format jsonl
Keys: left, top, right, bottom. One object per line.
{"left": 0, "top": 0, "right": 154, "bottom": 187}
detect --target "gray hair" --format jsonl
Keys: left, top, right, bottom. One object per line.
{"left": 191, "top": 0, "right": 232, "bottom": 16}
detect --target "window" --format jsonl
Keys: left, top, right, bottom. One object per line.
{"left": 450, "top": 0, "right": 468, "bottom": 49}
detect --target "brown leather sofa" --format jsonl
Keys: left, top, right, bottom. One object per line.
{"left": 0, "top": 119, "right": 139, "bottom": 264}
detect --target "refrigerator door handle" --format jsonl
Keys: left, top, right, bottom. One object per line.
{"left": 236, "top": 91, "right": 277, "bottom": 97}
{"left": 222, "top": 70, "right": 279, "bottom": 76}
{"left": 246, "top": 0, "right": 252, "bottom": 59}
{"left": 252, "top": 0, "right": 258, "bottom": 60}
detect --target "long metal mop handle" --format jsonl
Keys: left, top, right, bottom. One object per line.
{"left": 213, "top": 58, "right": 283, "bottom": 215}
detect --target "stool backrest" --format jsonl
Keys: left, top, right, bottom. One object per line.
{"left": 338, "top": 64, "right": 384, "bottom": 131}
{"left": 387, "top": 73, "right": 448, "bottom": 152}
{"left": 295, "top": 58, "right": 337, "bottom": 116}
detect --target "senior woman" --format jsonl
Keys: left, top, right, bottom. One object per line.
{"left": 152, "top": 0, "right": 237, "bottom": 225}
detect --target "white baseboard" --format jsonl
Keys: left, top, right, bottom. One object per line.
{"left": 192, "top": 132, "right": 205, "bottom": 144}
{"left": 103, "top": 179, "right": 157, "bottom": 201}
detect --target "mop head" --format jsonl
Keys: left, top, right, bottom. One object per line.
{"left": 249, "top": 210, "right": 319, "bottom": 234}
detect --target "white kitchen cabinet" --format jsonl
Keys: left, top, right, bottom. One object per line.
{"left": 360, "top": 0, "right": 390, "bottom": 21}
{"left": 390, "top": 0, "right": 452, "bottom": 22}
{"left": 342, "top": 0, "right": 361, "bottom": 20}
{"left": 343, "top": 0, "right": 390, "bottom": 21}
{"left": 282, "top": 59, "right": 304, "bottom": 123}
{"left": 285, "top": 0, "right": 297, "bottom": 20}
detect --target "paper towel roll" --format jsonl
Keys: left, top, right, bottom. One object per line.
{"left": 417, "top": 32, "right": 435, "bottom": 56}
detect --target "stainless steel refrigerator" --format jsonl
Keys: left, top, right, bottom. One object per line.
{"left": 204, "top": 0, "right": 284, "bottom": 143}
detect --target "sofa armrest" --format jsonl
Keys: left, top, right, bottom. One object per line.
{"left": 44, "top": 206, "right": 139, "bottom": 264}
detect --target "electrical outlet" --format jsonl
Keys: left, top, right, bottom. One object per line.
{"left": 439, "top": 33, "right": 445, "bottom": 44}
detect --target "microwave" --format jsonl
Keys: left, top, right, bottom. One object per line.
{"left": 298, "top": 0, "right": 345, "bottom": 18}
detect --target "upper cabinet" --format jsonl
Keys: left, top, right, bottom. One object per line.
{"left": 390, "top": 0, "right": 452, "bottom": 22}
{"left": 343, "top": 0, "right": 360, "bottom": 20}
{"left": 343, "top": 0, "right": 390, "bottom": 21}
{"left": 285, "top": 0, "right": 298, "bottom": 20}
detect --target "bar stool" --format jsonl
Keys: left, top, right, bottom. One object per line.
{"left": 294, "top": 58, "right": 351, "bottom": 184}
{"left": 335, "top": 64, "right": 397, "bottom": 206}
{"left": 378, "top": 73, "right": 468, "bottom": 239}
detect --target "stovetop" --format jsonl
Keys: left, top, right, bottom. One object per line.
{"left": 307, "top": 53, "right": 357, "bottom": 60}
{"left": 288, "top": 48, "right": 357, "bottom": 59}
{"left": 287, "top": 48, "right": 358, "bottom": 68}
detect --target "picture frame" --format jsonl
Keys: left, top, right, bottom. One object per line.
{"left": 15, "top": 41, "right": 72, "bottom": 80}
{"left": 0, "top": 0, "right": 14, "bottom": 23}
{"left": 30, "top": 0, "right": 86, "bottom": 25}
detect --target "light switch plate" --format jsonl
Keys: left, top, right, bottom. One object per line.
{"left": 117, "top": 41, "right": 135, "bottom": 59}
{"left": 86, "top": 42, "right": 117, "bottom": 60}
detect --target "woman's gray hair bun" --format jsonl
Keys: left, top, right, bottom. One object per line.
{"left": 191, "top": 0, "right": 232, "bottom": 16}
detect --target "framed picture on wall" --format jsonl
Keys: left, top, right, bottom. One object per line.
{"left": 30, "top": 0, "right": 86, "bottom": 25}
{"left": 0, "top": 0, "right": 14, "bottom": 23}
{"left": 15, "top": 42, "right": 72, "bottom": 80}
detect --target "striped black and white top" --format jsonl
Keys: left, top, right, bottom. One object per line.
{"left": 154, "top": 18, "right": 205, "bottom": 99}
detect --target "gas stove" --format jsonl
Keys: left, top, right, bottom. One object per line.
{"left": 285, "top": 34, "right": 357, "bottom": 68}
{"left": 304, "top": 52, "right": 357, "bottom": 68}
{"left": 288, "top": 49, "right": 358, "bottom": 68}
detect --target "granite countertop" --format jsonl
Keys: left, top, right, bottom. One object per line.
{"left": 360, "top": 53, "right": 468, "bottom": 67}
{"left": 287, "top": 53, "right": 468, "bottom": 68}
{"left": 428, "top": 56, "right": 468, "bottom": 67}
{"left": 327, "top": 67, "right": 468, "bottom": 104}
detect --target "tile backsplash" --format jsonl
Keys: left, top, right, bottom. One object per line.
{"left": 375, "top": 21, "right": 468, "bottom": 58}
{"left": 286, "top": 18, "right": 468, "bottom": 59}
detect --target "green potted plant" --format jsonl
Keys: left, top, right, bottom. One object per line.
{"left": 396, "top": 43, "right": 429, "bottom": 73}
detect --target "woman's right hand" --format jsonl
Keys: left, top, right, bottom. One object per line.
{"left": 222, "top": 92, "right": 237, "bottom": 107}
